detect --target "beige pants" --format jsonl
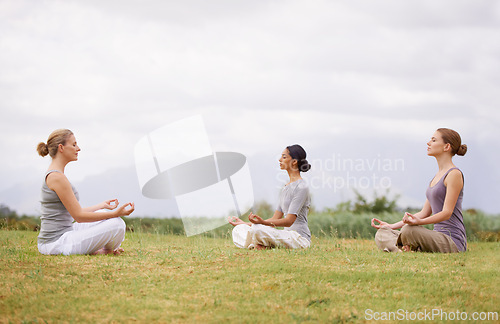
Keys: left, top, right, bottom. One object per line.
{"left": 375, "top": 225, "right": 459, "bottom": 253}
{"left": 232, "top": 224, "right": 310, "bottom": 249}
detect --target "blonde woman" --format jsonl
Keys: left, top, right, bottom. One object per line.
{"left": 37, "top": 129, "right": 134, "bottom": 255}
{"left": 228, "top": 144, "right": 312, "bottom": 250}
{"left": 371, "top": 128, "right": 467, "bottom": 253}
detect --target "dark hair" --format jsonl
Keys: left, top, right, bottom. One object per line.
{"left": 286, "top": 144, "right": 311, "bottom": 172}
{"left": 437, "top": 128, "right": 467, "bottom": 156}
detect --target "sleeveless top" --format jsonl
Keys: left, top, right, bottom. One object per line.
{"left": 426, "top": 167, "right": 467, "bottom": 252}
{"left": 277, "top": 179, "right": 311, "bottom": 241}
{"left": 37, "top": 170, "right": 79, "bottom": 244}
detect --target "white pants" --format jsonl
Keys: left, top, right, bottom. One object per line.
{"left": 38, "top": 217, "right": 126, "bottom": 255}
{"left": 232, "top": 224, "right": 310, "bottom": 249}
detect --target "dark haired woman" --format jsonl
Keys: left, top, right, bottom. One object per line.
{"left": 37, "top": 129, "right": 135, "bottom": 255}
{"left": 371, "top": 128, "right": 467, "bottom": 253}
{"left": 228, "top": 144, "right": 312, "bottom": 249}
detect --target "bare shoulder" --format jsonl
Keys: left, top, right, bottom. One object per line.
{"left": 448, "top": 168, "right": 464, "bottom": 179}
{"left": 46, "top": 171, "right": 70, "bottom": 190}
{"left": 445, "top": 169, "right": 464, "bottom": 187}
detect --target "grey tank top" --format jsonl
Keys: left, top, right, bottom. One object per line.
{"left": 38, "top": 170, "right": 79, "bottom": 244}
{"left": 426, "top": 167, "right": 467, "bottom": 252}
{"left": 277, "top": 179, "right": 311, "bottom": 241}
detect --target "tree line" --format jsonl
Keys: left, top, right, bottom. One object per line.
{"left": 1, "top": 191, "right": 499, "bottom": 241}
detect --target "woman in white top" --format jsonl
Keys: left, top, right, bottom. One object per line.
{"left": 228, "top": 144, "right": 312, "bottom": 249}
{"left": 37, "top": 129, "right": 135, "bottom": 255}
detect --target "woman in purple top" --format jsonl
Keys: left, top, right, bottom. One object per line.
{"left": 371, "top": 128, "right": 467, "bottom": 253}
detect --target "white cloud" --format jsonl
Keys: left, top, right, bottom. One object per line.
{"left": 1, "top": 0, "right": 499, "bottom": 214}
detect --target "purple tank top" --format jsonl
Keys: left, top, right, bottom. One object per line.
{"left": 426, "top": 167, "right": 467, "bottom": 251}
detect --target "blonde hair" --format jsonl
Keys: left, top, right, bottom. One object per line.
{"left": 437, "top": 128, "right": 467, "bottom": 156}
{"left": 37, "top": 129, "right": 74, "bottom": 158}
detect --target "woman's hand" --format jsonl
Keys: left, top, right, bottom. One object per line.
{"left": 102, "top": 199, "right": 119, "bottom": 210}
{"left": 403, "top": 212, "right": 420, "bottom": 225}
{"left": 248, "top": 213, "right": 264, "bottom": 224}
{"left": 228, "top": 216, "right": 248, "bottom": 226}
{"left": 371, "top": 218, "right": 390, "bottom": 229}
{"left": 113, "top": 202, "right": 135, "bottom": 217}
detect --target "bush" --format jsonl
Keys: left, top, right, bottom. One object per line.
{"left": 124, "top": 217, "right": 185, "bottom": 235}
{"left": 308, "top": 209, "right": 500, "bottom": 241}
{"left": 1, "top": 202, "right": 499, "bottom": 242}
{"left": 0, "top": 204, "right": 40, "bottom": 231}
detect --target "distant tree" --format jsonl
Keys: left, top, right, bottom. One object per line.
{"left": 0, "top": 203, "right": 39, "bottom": 231}
{"left": 331, "top": 200, "right": 352, "bottom": 214}
{"left": 352, "top": 189, "right": 399, "bottom": 214}
{"left": 0, "top": 204, "right": 18, "bottom": 218}
{"left": 328, "top": 190, "right": 400, "bottom": 214}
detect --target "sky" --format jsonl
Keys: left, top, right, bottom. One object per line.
{"left": 1, "top": 0, "right": 499, "bottom": 217}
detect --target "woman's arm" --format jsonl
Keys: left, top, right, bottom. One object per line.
{"left": 412, "top": 200, "right": 433, "bottom": 219}
{"left": 47, "top": 173, "right": 134, "bottom": 222}
{"left": 228, "top": 216, "right": 251, "bottom": 226}
{"left": 82, "top": 199, "right": 119, "bottom": 212}
{"left": 249, "top": 212, "right": 296, "bottom": 228}
{"left": 247, "top": 183, "right": 309, "bottom": 228}
{"left": 404, "top": 170, "right": 463, "bottom": 226}
{"left": 269, "top": 210, "right": 284, "bottom": 220}
{"left": 371, "top": 200, "right": 433, "bottom": 230}
{"left": 371, "top": 218, "right": 404, "bottom": 230}
{"left": 228, "top": 210, "right": 285, "bottom": 226}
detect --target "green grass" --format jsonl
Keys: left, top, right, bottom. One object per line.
{"left": 0, "top": 230, "right": 498, "bottom": 323}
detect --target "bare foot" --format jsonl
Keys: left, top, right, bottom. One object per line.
{"left": 92, "top": 248, "right": 113, "bottom": 255}
{"left": 255, "top": 244, "right": 270, "bottom": 250}
{"left": 91, "top": 247, "right": 124, "bottom": 255}
{"left": 402, "top": 245, "right": 412, "bottom": 252}
{"left": 113, "top": 247, "right": 125, "bottom": 255}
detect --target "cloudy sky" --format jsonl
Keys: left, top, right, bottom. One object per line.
{"left": 1, "top": 0, "right": 499, "bottom": 217}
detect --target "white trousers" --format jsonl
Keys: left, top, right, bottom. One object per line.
{"left": 38, "top": 217, "right": 126, "bottom": 255}
{"left": 232, "top": 224, "right": 310, "bottom": 249}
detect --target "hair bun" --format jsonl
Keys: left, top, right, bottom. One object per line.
{"left": 457, "top": 144, "right": 467, "bottom": 156}
{"left": 299, "top": 159, "right": 311, "bottom": 172}
{"left": 37, "top": 142, "right": 49, "bottom": 157}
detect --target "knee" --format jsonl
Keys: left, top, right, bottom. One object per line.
{"left": 375, "top": 226, "right": 399, "bottom": 252}
{"left": 232, "top": 224, "right": 249, "bottom": 235}
{"left": 377, "top": 225, "right": 393, "bottom": 233}
{"left": 107, "top": 217, "right": 126, "bottom": 233}
{"left": 400, "top": 224, "right": 425, "bottom": 241}
{"left": 400, "top": 224, "right": 413, "bottom": 237}
{"left": 375, "top": 226, "right": 389, "bottom": 242}
{"left": 250, "top": 224, "right": 266, "bottom": 234}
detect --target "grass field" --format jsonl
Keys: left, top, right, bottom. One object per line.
{"left": 1, "top": 230, "right": 498, "bottom": 323}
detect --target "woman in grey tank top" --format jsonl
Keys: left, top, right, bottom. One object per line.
{"left": 37, "top": 129, "right": 135, "bottom": 255}
{"left": 228, "top": 144, "right": 312, "bottom": 249}
{"left": 371, "top": 128, "right": 467, "bottom": 253}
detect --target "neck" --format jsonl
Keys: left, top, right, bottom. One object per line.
{"left": 48, "top": 156, "right": 69, "bottom": 173}
{"left": 287, "top": 170, "right": 302, "bottom": 183}
{"left": 434, "top": 153, "right": 454, "bottom": 172}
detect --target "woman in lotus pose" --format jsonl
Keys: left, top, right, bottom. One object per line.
{"left": 37, "top": 129, "right": 135, "bottom": 255}
{"left": 228, "top": 144, "right": 311, "bottom": 249}
{"left": 371, "top": 128, "right": 467, "bottom": 253}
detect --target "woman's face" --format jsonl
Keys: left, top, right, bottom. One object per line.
{"left": 427, "top": 131, "right": 450, "bottom": 157}
{"left": 60, "top": 134, "right": 81, "bottom": 161}
{"left": 279, "top": 149, "right": 297, "bottom": 171}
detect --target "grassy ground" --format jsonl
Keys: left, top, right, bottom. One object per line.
{"left": 0, "top": 230, "right": 498, "bottom": 323}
